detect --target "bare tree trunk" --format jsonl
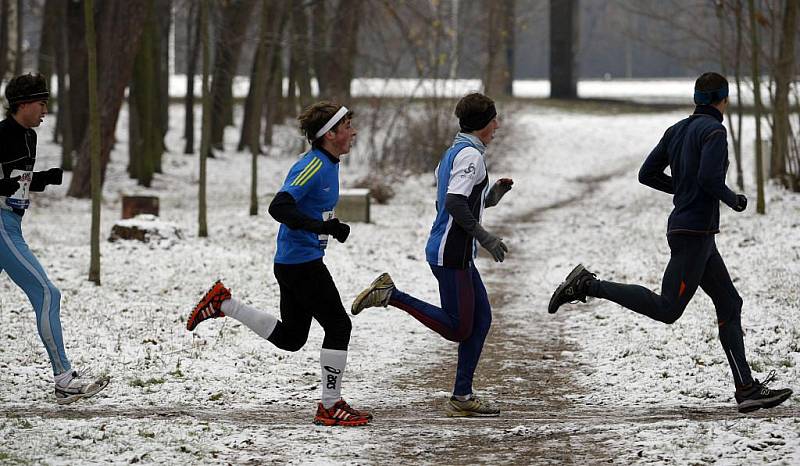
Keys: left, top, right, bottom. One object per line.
{"left": 54, "top": 0, "right": 73, "bottom": 169}
{"left": 67, "top": 1, "right": 148, "bottom": 198}
{"left": 67, "top": 0, "right": 89, "bottom": 158}
{"left": 13, "top": 0, "right": 21, "bottom": 76}
{"left": 238, "top": 0, "right": 287, "bottom": 153}
{"left": 129, "top": 0, "right": 159, "bottom": 187}
{"left": 769, "top": 0, "right": 797, "bottom": 186}
{"left": 84, "top": 0, "right": 101, "bottom": 285}
{"left": 715, "top": 0, "right": 742, "bottom": 191}
{"left": 208, "top": 0, "right": 258, "bottom": 152}
{"left": 733, "top": 0, "right": 745, "bottom": 190}
{"left": 311, "top": 0, "right": 327, "bottom": 98}
{"left": 324, "top": 0, "right": 359, "bottom": 102}
{"left": 249, "top": 0, "right": 272, "bottom": 216}
{"left": 38, "top": 0, "right": 57, "bottom": 87}
{"left": 0, "top": 0, "right": 8, "bottom": 86}
{"left": 184, "top": 1, "right": 199, "bottom": 154}
{"left": 199, "top": 0, "right": 210, "bottom": 237}
{"left": 484, "top": 0, "right": 515, "bottom": 97}
{"left": 291, "top": 1, "right": 312, "bottom": 109}
{"left": 747, "top": 0, "right": 765, "bottom": 214}
{"left": 549, "top": 0, "right": 579, "bottom": 99}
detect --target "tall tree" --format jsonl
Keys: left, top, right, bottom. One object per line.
{"left": 129, "top": 0, "right": 161, "bottom": 187}
{"left": 549, "top": 0, "right": 579, "bottom": 99}
{"left": 66, "top": 0, "right": 89, "bottom": 162}
{"left": 484, "top": 0, "right": 515, "bottom": 97}
{"left": 715, "top": 0, "right": 743, "bottom": 191}
{"left": 38, "top": 0, "right": 57, "bottom": 88}
{"left": 199, "top": 0, "right": 210, "bottom": 237}
{"left": 311, "top": 0, "right": 328, "bottom": 98}
{"left": 0, "top": 0, "right": 8, "bottom": 86}
{"left": 84, "top": 0, "right": 101, "bottom": 285}
{"left": 249, "top": 0, "right": 272, "bottom": 216}
{"left": 324, "top": 0, "right": 360, "bottom": 102}
{"left": 747, "top": 0, "right": 765, "bottom": 214}
{"left": 290, "top": 1, "right": 312, "bottom": 111}
{"left": 184, "top": 1, "right": 200, "bottom": 154}
{"left": 13, "top": 0, "right": 21, "bottom": 76}
{"left": 732, "top": 0, "right": 745, "bottom": 190}
{"left": 53, "top": 0, "right": 73, "bottom": 169}
{"left": 67, "top": 1, "right": 149, "bottom": 198}
{"left": 769, "top": 0, "right": 797, "bottom": 187}
{"left": 208, "top": 0, "right": 258, "bottom": 152}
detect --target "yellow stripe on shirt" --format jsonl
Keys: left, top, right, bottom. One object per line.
{"left": 290, "top": 157, "right": 322, "bottom": 186}
{"left": 292, "top": 157, "right": 323, "bottom": 186}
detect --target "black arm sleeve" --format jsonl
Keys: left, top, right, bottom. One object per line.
{"left": 445, "top": 193, "right": 479, "bottom": 236}
{"left": 268, "top": 191, "right": 325, "bottom": 233}
{"left": 638, "top": 128, "right": 675, "bottom": 195}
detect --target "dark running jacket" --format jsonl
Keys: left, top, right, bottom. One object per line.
{"left": 638, "top": 105, "right": 738, "bottom": 235}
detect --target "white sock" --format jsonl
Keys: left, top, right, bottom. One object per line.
{"left": 54, "top": 370, "right": 75, "bottom": 387}
{"left": 454, "top": 393, "right": 472, "bottom": 402}
{"left": 320, "top": 348, "right": 348, "bottom": 409}
{"left": 220, "top": 298, "right": 278, "bottom": 340}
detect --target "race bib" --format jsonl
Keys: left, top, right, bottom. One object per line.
{"left": 6, "top": 169, "right": 32, "bottom": 210}
{"left": 318, "top": 210, "right": 334, "bottom": 249}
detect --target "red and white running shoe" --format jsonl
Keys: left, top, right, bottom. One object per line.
{"left": 187, "top": 280, "right": 231, "bottom": 331}
{"left": 313, "top": 399, "right": 372, "bottom": 426}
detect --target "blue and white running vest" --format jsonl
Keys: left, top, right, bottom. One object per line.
{"left": 425, "top": 135, "right": 489, "bottom": 269}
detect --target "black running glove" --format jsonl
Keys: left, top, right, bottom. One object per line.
{"left": 732, "top": 194, "right": 747, "bottom": 212}
{"left": 30, "top": 167, "right": 63, "bottom": 192}
{"left": 484, "top": 178, "right": 513, "bottom": 208}
{"left": 474, "top": 224, "right": 508, "bottom": 262}
{"left": 322, "top": 218, "right": 350, "bottom": 243}
{"left": 0, "top": 177, "right": 21, "bottom": 197}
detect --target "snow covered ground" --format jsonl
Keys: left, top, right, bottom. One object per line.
{"left": 0, "top": 95, "right": 797, "bottom": 464}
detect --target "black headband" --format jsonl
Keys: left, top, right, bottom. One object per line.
{"left": 7, "top": 91, "right": 50, "bottom": 106}
{"left": 459, "top": 103, "right": 497, "bottom": 132}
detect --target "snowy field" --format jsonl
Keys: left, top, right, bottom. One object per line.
{"left": 0, "top": 93, "right": 798, "bottom": 464}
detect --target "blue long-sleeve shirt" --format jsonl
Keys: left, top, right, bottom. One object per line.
{"left": 638, "top": 106, "right": 738, "bottom": 235}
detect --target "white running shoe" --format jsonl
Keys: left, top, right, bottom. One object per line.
{"left": 54, "top": 371, "right": 110, "bottom": 405}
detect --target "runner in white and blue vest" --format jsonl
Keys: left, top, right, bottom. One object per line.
{"left": 0, "top": 73, "right": 109, "bottom": 404}
{"left": 187, "top": 101, "right": 372, "bottom": 427}
{"left": 351, "top": 93, "right": 513, "bottom": 417}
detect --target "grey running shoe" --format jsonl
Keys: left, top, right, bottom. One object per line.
{"left": 54, "top": 371, "right": 110, "bottom": 405}
{"left": 548, "top": 264, "right": 596, "bottom": 314}
{"left": 735, "top": 371, "right": 793, "bottom": 413}
{"left": 444, "top": 396, "right": 500, "bottom": 417}
{"left": 351, "top": 273, "right": 395, "bottom": 315}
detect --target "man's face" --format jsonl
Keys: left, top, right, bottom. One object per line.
{"left": 327, "top": 117, "right": 357, "bottom": 156}
{"left": 16, "top": 100, "right": 48, "bottom": 128}
{"left": 475, "top": 116, "right": 499, "bottom": 146}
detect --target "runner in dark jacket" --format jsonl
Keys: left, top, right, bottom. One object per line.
{"left": 548, "top": 72, "right": 792, "bottom": 413}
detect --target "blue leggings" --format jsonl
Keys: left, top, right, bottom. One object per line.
{"left": 0, "top": 209, "right": 71, "bottom": 375}
{"left": 390, "top": 263, "right": 492, "bottom": 397}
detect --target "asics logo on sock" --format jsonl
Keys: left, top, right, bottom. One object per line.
{"left": 324, "top": 366, "right": 341, "bottom": 374}
{"left": 326, "top": 375, "right": 338, "bottom": 389}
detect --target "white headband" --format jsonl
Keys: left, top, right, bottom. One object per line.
{"left": 314, "top": 106, "right": 349, "bottom": 140}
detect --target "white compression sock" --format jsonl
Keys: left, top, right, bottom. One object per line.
{"left": 320, "top": 348, "right": 348, "bottom": 409}
{"left": 220, "top": 298, "right": 278, "bottom": 340}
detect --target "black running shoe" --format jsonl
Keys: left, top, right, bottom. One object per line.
{"left": 735, "top": 371, "right": 793, "bottom": 413}
{"left": 548, "top": 264, "right": 596, "bottom": 314}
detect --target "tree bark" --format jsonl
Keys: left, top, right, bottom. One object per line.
{"left": 13, "top": 0, "right": 21, "bottom": 76}
{"left": 291, "top": 1, "right": 312, "bottom": 110}
{"left": 67, "top": 1, "right": 148, "bottom": 198}
{"left": 0, "top": 0, "right": 8, "bottom": 87}
{"left": 250, "top": 0, "right": 272, "bottom": 216}
{"left": 67, "top": 0, "right": 89, "bottom": 157}
{"left": 747, "top": 0, "right": 765, "bottom": 214}
{"left": 54, "top": 0, "right": 73, "bottom": 169}
{"left": 549, "top": 0, "right": 579, "bottom": 99}
{"left": 484, "top": 0, "right": 515, "bottom": 97}
{"left": 769, "top": 0, "right": 797, "bottom": 186}
{"left": 324, "top": 0, "right": 360, "bottom": 102}
{"left": 199, "top": 0, "right": 210, "bottom": 237}
{"left": 84, "top": 0, "right": 101, "bottom": 285}
{"left": 129, "top": 0, "right": 160, "bottom": 187}
{"left": 184, "top": 1, "right": 200, "bottom": 154}
{"left": 208, "top": 0, "right": 259, "bottom": 152}
{"left": 38, "top": 0, "right": 57, "bottom": 88}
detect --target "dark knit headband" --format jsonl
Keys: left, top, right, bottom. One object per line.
{"left": 459, "top": 103, "right": 497, "bottom": 132}
{"left": 7, "top": 91, "right": 50, "bottom": 106}
{"left": 694, "top": 85, "right": 728, "bottom": 106}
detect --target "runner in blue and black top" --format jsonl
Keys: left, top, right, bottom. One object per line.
{"left": 1, "top": 73, "right": 109, "bottom": 405}
{"left": 187, "top": 102, "right": 372, "bottom": 427}
{"left": 548, "top": 72, "right": 792, "bottom": 413}
{"left": 351, "top": 93, "right": 514, "bottom": 417}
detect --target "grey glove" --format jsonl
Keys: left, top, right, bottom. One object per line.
{"left": 474, "top": 224, "right": 508, "bottom": 262}
{"left": 484, "top": 178, "right": 513, "bottom": 208}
